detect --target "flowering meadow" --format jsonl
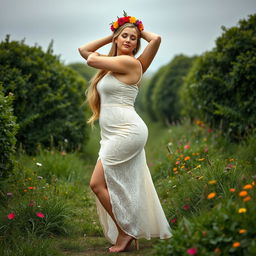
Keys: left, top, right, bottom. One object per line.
{"left": 0, "top": 115, "right": 255, "bottom": 255}
{"left": 152, "top": 118, "right": 256, "bottom": 255}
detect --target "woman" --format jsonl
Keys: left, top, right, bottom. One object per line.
{"left": 78, "top": 12, "right": 172, "bottom": 253}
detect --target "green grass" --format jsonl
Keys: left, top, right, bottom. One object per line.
{"left": 1, "top": 114, "right": 255, "bottom": 255}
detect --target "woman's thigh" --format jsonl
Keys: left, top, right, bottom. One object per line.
{"left": 89, "top": 159, "right": 107, "bottom": 191}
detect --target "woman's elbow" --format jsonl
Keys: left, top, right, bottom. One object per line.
{"left": 78, "top": 47, "right": 88, "bottom": 59}
{"left": 155, "top": 35, "right": 161, "bottom": 45}
{"left": 87, "top": 54, "right": 96, "bottom": 67}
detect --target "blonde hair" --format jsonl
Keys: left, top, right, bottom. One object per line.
{"left": 85, "top": 23, "right": 141, "bottom": 126}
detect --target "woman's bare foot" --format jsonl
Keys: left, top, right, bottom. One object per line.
{"left": 109, "top": 232, "right": 134, "bottom": 252}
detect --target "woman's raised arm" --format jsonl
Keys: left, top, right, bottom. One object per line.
{"left": 137, "top": 31, "right": 161, "bottom": 73}
{"left": 78, "top": 35, "right": 113, "bottom": 60}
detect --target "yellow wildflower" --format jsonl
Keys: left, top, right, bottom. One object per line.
{"left": 198, "top": 158, "right": 205, "bottom": 161}
{"left": 238, "top": 208, "right": 247, "bottom": 213}
{"left": 181, "top": 165, "right": 185, "bottom": 169}
{"left": 208, "top": 180, "right": 217, "bottom": 184}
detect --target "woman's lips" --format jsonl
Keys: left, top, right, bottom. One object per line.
{"left": 123, "top": 44, "right": 131, "bottom": 48}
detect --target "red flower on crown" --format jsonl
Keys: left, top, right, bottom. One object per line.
{"left": 110, "top": 11, "right": 144, "bottom": 33}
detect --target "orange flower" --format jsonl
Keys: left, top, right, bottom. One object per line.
{"left": 239, "top": 191, "right": 248, "bottom": 197}
{"left": 239, "top": 229, "right": 247, "bottom": 234}
{"left": 229, "top": 188, "right": 236, "bottom": 192}
{"left": 243, "top": 184, "right": 253, "bottom": 190}
{"left": 243, "top": 196, "right": 251, "bottom": 202}
{"left": 113, "top": 21, "right": 119, "bottom": 29}
{"left": 173, "top": 167, "right": 177, "bottom": 172}
{"left": 207, "top": 192, "right": 216, "bottom": 199}
{"left": 238, "top": 208, "right": 247, "bottom": 213}
{"left": 184, "top": 156, "right": 190, "bottom": 161}
{"left": 129, "top": 16, "right": 137, "bottom": 23}
{"left": 232, "top": 242, "right": 240, "bottom": 248}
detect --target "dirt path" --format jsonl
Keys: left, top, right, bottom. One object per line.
{"left": 57, "top": 236, "right": 157, "bottom": 256}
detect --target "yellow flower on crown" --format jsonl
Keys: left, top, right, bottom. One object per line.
{"left": 129, "top": 16, "right": 137, "bottom": 23}
{"left": 113, "top": 21, "right": 119, "bottom": 29}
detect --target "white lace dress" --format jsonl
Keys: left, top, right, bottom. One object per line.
{"left": 95, "top": 66, "right": 172, "bottom": 244}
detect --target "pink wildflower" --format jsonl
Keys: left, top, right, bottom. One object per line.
{"left": 187, "top": 247, "right": 197, "bottom": 255}
{"left": 36, "top": 212, "right": 45, "bottom": 218}
{"left": 7, "top": 212, "right": 16, "bottom": 220}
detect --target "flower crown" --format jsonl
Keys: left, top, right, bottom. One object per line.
{"left": 110, "top": 11, "right": 144, "bottom": 33}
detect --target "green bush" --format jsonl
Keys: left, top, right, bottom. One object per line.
{"left": 0, "top": 35, "right": 90, "bottom": 155}
{"left": 152, "top": 118, "right": 256, "bottom": 256}
{"left": 152, "top": 55, "right": 196, "bottom": 124}
{"left": 143, "top": 65, "right": 168, "bottom": 121}
{"left": 0, "top": 84, "right": 19, "bottom": 180}
{"left": 154, "top": 196, "right": 256, "bottom": 256}
{"left": 180, "top": 14, "right": 256, "bottom": 141}
{"left": 68, "top": 62, "right": 96, "bottom": 81}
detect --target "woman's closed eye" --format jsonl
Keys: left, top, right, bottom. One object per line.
{"left": 122, "top": 33, "right": 137, "bottom": 40}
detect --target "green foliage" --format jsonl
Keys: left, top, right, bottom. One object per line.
{"left": 180, "top": 14, "right": 256, "bottom": 141}
{"left": 0, "top": 237, "right": 63, "bottom": 256}
{"left": 68, "top": 62, "right": 97, "bottom": 81}
{"left": 152, "top": 118, "right": 256, "bottom": 255}
{"left": 152, "top": 55, "right": 196, "bottom": 124}
{"left": 0, "top": 35, "right": 90, "bottom": 154}
{"left": 154, "top": 197, "right": 256, "bottom": 256}
{"left": 0, "top": 85, "right": 19, "bottom": 180}
{"left": 17, "top": 146, "right": 91, "bottom": 183}
{"left": 143, "top": 65, "right": 168, "bottom": 121}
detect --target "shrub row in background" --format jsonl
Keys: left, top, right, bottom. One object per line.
{"left": 0, "top": 85, "right": 19, "bottom": 181}
{"left": 141, "top": 14, "right": 256, "bottom": 142}
{"left": 0, "top": 35, "right": 90, "bottom": 155}
{"left": 180, "top": 14, "right": 256, "bottom": 141}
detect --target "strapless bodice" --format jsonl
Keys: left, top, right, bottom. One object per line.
{"left": 97, "top": 73, "right": 139, "bottom": 107}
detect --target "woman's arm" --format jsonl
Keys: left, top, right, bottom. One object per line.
{"left": 78, "top": 35, "right": 112, "bottom": 60}
{"left": 137, "top": 31, "right": 161, "bottom": 73}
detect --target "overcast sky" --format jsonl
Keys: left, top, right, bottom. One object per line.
{"left": 1, "top": 0, "right": 255, "bottom": 73}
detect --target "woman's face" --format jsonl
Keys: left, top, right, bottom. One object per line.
{"left": 115, "top": 27, "right": 138, "bottom": 56}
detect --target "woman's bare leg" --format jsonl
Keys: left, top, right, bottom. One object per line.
{"left": 89, "top": 159, "right": 135, "bottom": 251}
{"left": 90, "top": 159, "right": 125, "bottom": 235}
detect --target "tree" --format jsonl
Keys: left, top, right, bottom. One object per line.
{"left": 0, "top": 85, "right": 19, "bottom": 180}
{"left": 0, "top": 35, "right": 90, "bottom": 154}
{"left": 152, "top": 55, "right": 196, "bottom": 125}
{"left": 180, "top": 14, "right": 256, "bottom": 141}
